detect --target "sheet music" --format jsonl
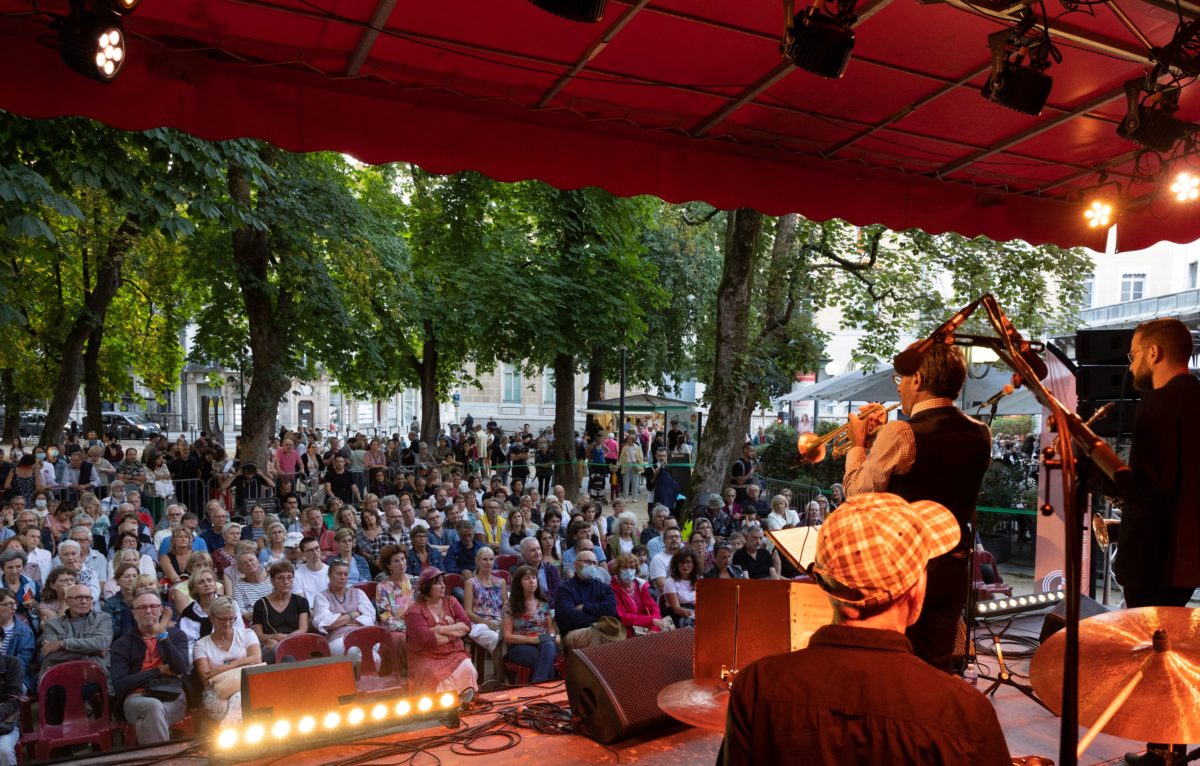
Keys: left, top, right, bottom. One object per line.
{"left": 791, "top": 582, "right": 834, "bottom": 648}
{"left": 766, "top": 526, "right": 820, "bottom": 571}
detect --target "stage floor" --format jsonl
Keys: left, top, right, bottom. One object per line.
{"left": 65, "top": 615, "right": 1161, "bottom": 766}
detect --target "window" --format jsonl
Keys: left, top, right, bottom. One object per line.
{"left": 1081, "top": 278, "right": 1093, "bottom": 309}
{"left": 503, "top": 365, "right": 523, "bottom": 403}
{"left": 1120, "top": 273, "right": 1145, "bottom": 303}
{"left": 1190, "top": 262, "right": 1198, "bottom": 290}
{"left": 543, "top": 370, "right": 556, "bottom": 404}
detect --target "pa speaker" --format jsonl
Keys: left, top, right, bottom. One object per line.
{"left": 566, "top": 627, "right": 694, "bottom": 743}
{"left": 1076, "top": 366, "right": 1137, "bottom": 402}
{"left": 1076, "top": 329, "right": 1134, "bottom": 366}
{"left": 1077, "top": 399, "right": 1138, "bottom": 437}
{"left": 1039, "top": 594, "right": 1109, "bottom": 644}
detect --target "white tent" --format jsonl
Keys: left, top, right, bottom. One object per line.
{"left": 789, "top": 366, "right": 1042, "bottom": 417}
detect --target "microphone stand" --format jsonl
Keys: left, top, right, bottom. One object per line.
{"left": 940, "top": 295, "right": 1132, "bottom": 766}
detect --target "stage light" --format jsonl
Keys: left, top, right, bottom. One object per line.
{"left": 298, "top": 716, "right": 316, "bottom": 734}
{"left": 396, "top": 700, "right": 411, "bottom": 716}
{"left": 217, "top": 729, "right": 239, "bottom": 749}
{"left": 780, "top": 0, "right": 858, "bottom": 79}
{"left": 58, "top": 10, "right": 127, "bottom": 83}
{"left": 372, "top": 704, "right": 388, "bottom": 721}
{"left": 96, "top": 0, "right": 142, "bottom": 13}
{"left": 439, "top": 693, "right": 457, "bottom": 709}
{"left": 1117, "top": 74, "right": 1194, "bottom": 153}
{"left": 980, "top": 13, "right": 1056, "bottom": 116}
{"left": 977, "top": 589, "right": 1065, "bottom": 617}
{"left": 323, "top": 711, "right": 341, "bottom": 729}
{"left": 1084, "top": 200, "right": 1113, "bottom": 228}
{"left": 418, "top": 696, "right": 434, "bottom": 712}
{"left": 348, "top": 708, "right": 365, "bottom": 726}
{"left": 1171, "top": 172, "right": 1200, "bottom": 202}
{"left": 528, "top": 0, "right": 606, "bottom": 22}
{"left": 271, "top": 720, "right": 290, "bottom": 739}
{"left": 244, "top": 724, "right": 264, "bottom": 744}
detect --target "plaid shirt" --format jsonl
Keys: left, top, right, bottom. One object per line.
{"left": 378, "top": 528, "right": 410, "bottom": 549}
{"left": 843, "top": 398, "right": 955, "bottom": 497}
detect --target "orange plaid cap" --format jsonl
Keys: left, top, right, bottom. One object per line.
{"left": 812, "top": 492, "right": 960, "bottom": 608}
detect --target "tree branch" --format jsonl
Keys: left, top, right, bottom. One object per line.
{"left": 681, "top": 206, "right": 721, "bottom": 226}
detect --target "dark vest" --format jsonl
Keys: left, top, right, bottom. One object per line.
{"left": 887, "top": 406, "right": 991, "bottom": 552}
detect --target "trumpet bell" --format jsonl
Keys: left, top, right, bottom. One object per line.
{"left": 796, "top": 432, "right": 827, "bottom": 464}
{"left": 1092, "top": 515, "right": 1120, "bottom": 550}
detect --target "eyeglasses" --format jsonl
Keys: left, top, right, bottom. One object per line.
{"left": 67, "top": 595, "right": 94, "bottom": 601}
{"left": 132, "top": 604, "right": 161, "bottom": 612}
{"left": 891, "top": 374, "right": 904, "bottom": 386}
{"left": 0, "top": 602, "right": 15, "bottom": 609}
{"left": 212, "top": 616, "right": 237, "bottom": 624}
{"left": 1127, "top": 347, "right": 1148, "bottom": 363}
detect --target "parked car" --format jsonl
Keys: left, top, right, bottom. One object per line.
{"left": 101, "top": 412, "right": 161, "bottom": 440}
{"left": 18, "top": 411, "right": 46, "bottom": 439}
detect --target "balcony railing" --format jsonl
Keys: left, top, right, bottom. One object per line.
{"left": 1079, "top": 289, "right": 1200, "bottom": 327}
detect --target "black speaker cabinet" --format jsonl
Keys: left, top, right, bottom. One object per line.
{"left": 1076, "top": 329, "right": 1134, "bottom": 366}
{"left": 1076, "top": 366, "right": 1137, "bottom": 402}
{"left": 566, "top": 627, "right": 694, "bottom": 743}
{"left": 1039, "top": 594, "right": 1110, "bottom": 644}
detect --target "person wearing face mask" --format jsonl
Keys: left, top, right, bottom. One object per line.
{"left": 39, "top": 447, "right": 64, "bottom": 489}
{"left": 610, "top": 552, "right": 672, "bottom": 638}
{"left": 553, "top": 548, "right": 621, "bottom": 650}
{"left": 720, "top": 493, "right": 1010, "bottom": 766}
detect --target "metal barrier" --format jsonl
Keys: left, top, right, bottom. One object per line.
{"left": 761, "top": 477, "right": 824, "bottom": 511}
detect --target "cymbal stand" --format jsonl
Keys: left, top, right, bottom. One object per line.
{"left": 976, "top": 625, "right": 1054, "bottom": 713}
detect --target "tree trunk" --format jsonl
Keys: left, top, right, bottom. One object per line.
{"left": 418, "top": 322, "right": 440, "bottom": 444}
{"left": 83, "top": 326, "right": 104, "bottom": 435}
{"left": 552, "top": 352, "right": 579, "bottom": 498}
{"left": 1, "top": 370, "right": 19, "bottom": 442}
{"left": 230, "top": 163, "right": 289, "bottom": 467}
{"left": 689, "top": 208, "right": 762, "bottom": 501}
{"left": 585, "top": 345, "right": 604, "bottom": 438}
{"left": 41, "top": 214, "right": 138, "bottom": 447}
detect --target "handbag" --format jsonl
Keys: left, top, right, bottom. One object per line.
{"left": 143, "top": 675, "right": 182, "bottom": 702}
{"left": 210, "top": 662, "right": 266, "bottom": 700}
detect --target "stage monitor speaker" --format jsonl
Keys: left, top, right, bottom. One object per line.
{"left": 1075, "top": 329, "right": 1134, "bottom": 366}
{"left": 1076, "top": 366, "right": 1137, "bottom": 403}
{"left": 1077, "top": 399, "right": 1139, "bottom": 437}
{"left": 566, "top": 627, "right": 694, "bottom": 743}
{"left": 1038, "top": 593, "right": 1110, "bottom": 644}
{"left": 242, "top": 656, "right": 358, "bottom": 719}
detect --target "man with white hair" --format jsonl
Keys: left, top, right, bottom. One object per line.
{"left": 721, "top": 493, "right": 1009, "bottom": 766}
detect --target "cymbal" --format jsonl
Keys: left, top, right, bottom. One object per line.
{"left": 657, "top": 678, "right": 730, "bottom": 732}
{"left": 1030, "top": 606, "right": 1200, "bottom": 743}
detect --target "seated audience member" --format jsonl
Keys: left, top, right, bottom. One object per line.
{"left": 404, "top": 567, "right": 477, "bottom": 694}
{"left": 258, "top": 522, "right": 289, "bottom": 568}
{"left": 611, "top": 552, "right": 672, "bottom": 638}
{"left": 662, "top": 549, "right": 700, "bottom": 628}
{"left": 0, "top": 654, "right": 19, "bottom": 765}
{"left": 109, "top": 532, "right": 157, "bottom": 580}
{"left": 502, "top": 565, "right": 559, "bottom": 682}
{"left": 250, "top": 561, "right": 310, "bottom": 664}
{"left": 179, "top": 567, "right": 219, "bottom": 657}
{"left": 518, "top": 537, "right": 560, "bottom": 602}
{"left": 606, "top": 511, "right": 639, "bottom": 562}
{"left": 17, "top": 524, "right": 50, "bottom": 588}
{"left": 554, "top": 549, "right": 620, "bottom": 650}
{"left": 732, "top": 527, "right": 780, "bottom": 580}
{"left": 0, "top": 589, "right": 35, "bottom": 693}
{"left": 649, "top": 526, "right": 683, "bottom": 593}
{"left": 0, "top": 552, "right": 37, "bottom": 632}
{"left": 103, "top": 562, "right": 142, "bottom": 638}
{"left": 406, "top": 526, "right": 444, "bottom": 575}
{"left": 720, "top": 493, "right": 1011, "bottom": 766}
{"left": 537, "top": 528, "right": 562, "bottom": 573}
{"left": 445, "top": 520, "right": 483, "bottom": 578}
{"left": 170, "top": 553, "right": 222, "bottom": 615}
{"left": 40, "top": 583, "right": 111, "bottom": 724}
{"left": 54, "top": 540, "right": 101, "bottom": 605}
{"left": 704, "top": 540, "right": 747, "bottom": 579}
{"left": 37, "top": 567, "right": 74, "bottom": 625}
{"left": 110, "top": 589, "right": 189, "bottom": 745}
{"left": 641, "top": 504, "right": 670, "bottom": 547}
{"left": 562, "top": 519, "right": 608, "bottom": 569}
{"left": 292, "top": 537, "right": 330, "bottom": 605}
{"left": 312, "top": 560, "right": 374, "bottom": 655}
{"left": 376, "top": 546, "right": 414, "bottom": 677}
{"left": 230, "top": 545, "right": 273, "bottom": 621}
{"left": 688, "top": 526, "right": 715, "bottom": 572}
{"left": 193, "top": 597, "right": 262, "bottom": 725}
{"left": 159, "top": 527, "right": 197, "bottom": 585}
{"left": 463, "top": 547, "right": 504, "bottom": 655}
{"left": 330, "top": 529, "right": 371, "bottom": 585}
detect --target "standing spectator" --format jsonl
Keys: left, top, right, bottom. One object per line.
{"left": 193, "top": 597, "right": 262, "bottom": 724}
{"left": 323, "top": 455, "right": 360, "bottom": 507}
{"left": 114, "top": 448, "right": 147, "bottom": 493}
{"left": 618, "top": 434, "right": 644, "bottom": 500}
{"left": 730, "top": 442, "right": 759, "bottom": 504}
{"left": 404, "top": 568, "right": 477, "bottom": 694}
{"left": 110, "top": 589, "right": 188, "bottom": 745}
{"left": 169, "top": 443, "right": 204, "bottom": 523}
{"left": 2, "top": 456, "right": 41, "bottom": 508}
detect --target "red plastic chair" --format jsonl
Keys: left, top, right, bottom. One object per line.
{"left": 35, "top": 661, "right": 119, "bottom": 759}
{"left": 495, "top": 555, "right": 520, "bottom": 573}
{"left": 344, "top": 626, "right": 404, "bottom": 694}
{"left": 353, "top": 581, "right": 378, "bottom": 603}
{"left": 504, "top": 655, "right": 566, "bottom": 685}
{"left": 443, "top": 573, "right": 465, "bottom": 597}
{"left": 274, "top": 633, "right": 331, "bottom": 664}
{"left": 493, "top": 570, "right": 511, "bottom": 585}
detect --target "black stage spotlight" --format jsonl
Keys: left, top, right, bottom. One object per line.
{"left": 980, "top": 12, "right": 1058, "bottom": 116}
{"left": 57, "top": 7, "right": 126, "bottom": 83}
{"left": 780, "top": 0, "right": 858, "bottom": 79}
{"left": 529, "top": 0, "right": 606, "bottom": 23}
{"left": 1116, "top": 74, "right": 1194, "bottom": 154}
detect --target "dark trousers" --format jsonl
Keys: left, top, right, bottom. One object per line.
{"left": 906, "top": 552, "right": 969, "bottom": 674}
{"left": 43, "top": 681, "right": 102, "bottom": 725}
{"left": 1121, "top": 584, "right": 1194, "bottom": 755}
{"left": 507, "top": 636, "right": 558, "bottom": 683}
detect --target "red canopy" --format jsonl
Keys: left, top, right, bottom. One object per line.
{"left": 2, "top": 0, "right": 1198, "bottom": 249}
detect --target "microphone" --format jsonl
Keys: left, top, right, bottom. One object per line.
{"left": 986, "top": 296, "right": 1049, "bottom": 381}
{"left": 893, "top": 299, "right": 981, "bottom": 376}
{"left": 977, "top": 384, "right": 1015, "bottom": 410}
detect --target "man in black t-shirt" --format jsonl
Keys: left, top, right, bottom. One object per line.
{"left": 731, "top": 526, "right": 779, "bottom": 579}
{"left": 730, "top": 442, "right": 758, "bottom": 504}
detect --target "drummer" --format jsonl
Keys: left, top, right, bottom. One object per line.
{"left": 720, "top": 492, "right": 1011, "bottom": 766}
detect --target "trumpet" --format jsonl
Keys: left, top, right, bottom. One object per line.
{"left": 1092, "top": 514, "right": 1120, "bottom": 550}
{"left": 796, "top": 403, "right": 900, "bottom": 464}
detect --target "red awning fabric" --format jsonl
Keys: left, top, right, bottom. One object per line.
{"left": 2, "top": 0, "right": 1199, "bottom": 250}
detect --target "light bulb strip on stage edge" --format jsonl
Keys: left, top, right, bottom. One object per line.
{"left": 976, "top": 589, "right": 1065, "bottom": 617}
{"left": 209, "top": 691, "right": 460, "bottom": 763}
